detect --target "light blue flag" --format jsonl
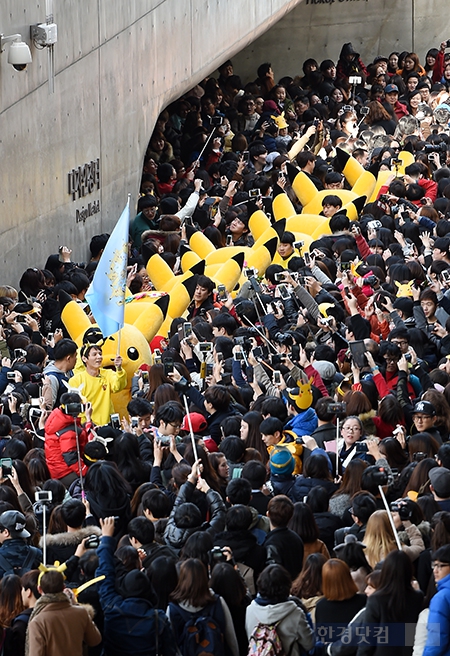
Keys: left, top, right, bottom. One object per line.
{"left": 85, "top": 198, "right": 130, "bottom": 337}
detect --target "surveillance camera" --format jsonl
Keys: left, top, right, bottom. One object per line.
{"left": 8, "top": 40, "right": 32, "bottom": 71}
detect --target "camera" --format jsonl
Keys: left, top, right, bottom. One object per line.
{"left": 163, "top": 358, "right": 174, "bottom": 375}
{"left": 84, "top": 535, "right": 100, "bottom": 550}
{"left": 7, "top": 39, "right": 32, "bottom": 71}
{"left": 413, "top": 451, "right": 427, "bottom": 462}
{"left": 274, "top": 332, "right": 294, "bottom": 346}
{"left": 199, "top": 342, "right": 213, "bottom": 353}
{"left": 30, "top": 373, "right": 45, "bottom": 383}
{"left": 110, "top": 413, "right": 120, "bottom": 430}
{"left": 217, "top": 285, "right": 228, "bottom": 302}
{"left": 244, "top": 267, "right": 258, "bottom": 278}
{"left": 235, "top": 335, "right": 253, "bottom": 350}
{"left": 131, "top": 417, "right": 139, "bottom": 429}
{"left": 249, "top": 189, "right": 260, "bottom": 198}
{"left": 275, "top": 272, "right": 287, "bottom": 282}
{"left": 6, "top": 372, "right": 16, "bottom": 381}
{"left": 157, "top": 436, "right": 171, "bottom": 446}
{"left": 210, "top": 116, "right": 223, "bottom": 127}
{"left": 35, "top": 490, "right": 53, "bottom": 503}
{"left": 364, "top": 275, "right": 378, "bottom": 287}
{"left": 29, "top": 407, "right": 42, "bottom": 418}
{"left": 293, "top": 240, "right": 304, "bottom": 250}
{"left": 349, "top": 75, "right": 362, "bottom": 85}
{"left": 360, "top": 106, "right": 369, "bottom": 116}
{"left": 390, "top": 500, "right": 412, "bottom": 521}
{"left": 252, "top": 347, "right": 263, "bottom": 360}
{"left": 370, "top": 467, "right": 389, "bottom": 486}
{"left": 327, "top": 402, "right": 346, "bottom": 415}
{"left": 277, "top": 284, "right": 291, "bottom": 301}
{"left": 423, "top": 142, "right": 448, "bottom": 163}
{"left": 312, "top": 118, "right": 320, "bottom": 127}
{"left": 367, "top": 220, "right": 382, "bottom": 231}
{"left": 64, "top": 402, "right": 84, "bottom": 417}
{"left": 209, "top": 546, "right": 227, "bottom": 563}
{"left": 441, "top": 270, "right": 450, "bottom": 284}
{"left": 0, "top": 458, "right": 12, "bottom": 477}
{"left": 340, "top": 262, "right": 352, "bottom": 272}
{"left": 354, "top": 442, "right": 368, "bottom": 453}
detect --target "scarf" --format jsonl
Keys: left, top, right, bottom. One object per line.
{"left": 25, "top": 592, "right": 69, "bottom": 656}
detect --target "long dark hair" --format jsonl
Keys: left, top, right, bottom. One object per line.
{"left": 182, "top": 443, "right": 222, "bottom": 493}
{"left": 291, "top": 553, "right": 326, "bottom": 599}
{"left": 0, "top": 574, "right": 23, "bottom": 628}
{"left": 210, "top": 562, "right": 247, "bottom": 607}
{"left": 332, "top": 459, "right": 368, "bottom": 497}
{"left": 372, "top": 550, "right": 415, "bottom": 621}
{"left": 241, "top": 411, "right": 267, "bottom": 464}
{"left": 85, "top": 461, "right": 132, "bottom": 500}
{"left": 146, "top": 556, "right": 178, "bottom": 609}
{"left": 111, "top": 433, "right": 150, "bottom": 491}
{"left": 288, "top": 502, "right": 319, "bottom": 543}
{"left": 170, "top": 558, "right": 215, "bottom": 607}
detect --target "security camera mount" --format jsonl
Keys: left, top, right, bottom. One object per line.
{"left": 30, "top": 23, "right": 57, "bottom": 47}
{"left": 0, "top": 33, "right": 23, "bottom": 52}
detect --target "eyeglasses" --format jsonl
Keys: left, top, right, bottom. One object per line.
{"left": 342, "top": 426, "right": 361, "bottom": 432}
{"left": 432, "top": 562, "right": 450, "bottom": 569}
{"left": 391, "top": 340, "right": 408, "bottom": 346}
{"left": 168, "top": 423, "right": 181, "bottom": 430}
{"left": 413, "top": 415, "right": 431, "bottom": 421}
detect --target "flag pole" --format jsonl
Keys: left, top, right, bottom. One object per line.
{"left": 116, "top": 193, "right": 131, "bottom": 357}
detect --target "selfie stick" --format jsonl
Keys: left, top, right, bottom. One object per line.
{"left": 42, "top": 502, "right": 47, "bottom": 566}
{"left": 197, "top": 127, "right": 217, "bottom": 162}
{"left": 335, "top": 416, "right": 340, "bottom": 479}
{"left": 242, "top": 317, "right": 278, "bottom": 354}
{"left": 37, "top": 489, "right": 52, "bottom": 567}
{"left": 182, "top": 394, "right": 199, "bottom": 462}
{"left": 73, "top": 417, "right": 85, "bottom": 500}
{"left": 378, "top": 484, "right": 402, "bottom": 550}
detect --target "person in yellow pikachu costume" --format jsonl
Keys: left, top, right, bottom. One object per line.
{"left": 59, "top": 290, "right": 169, "bottom": 421}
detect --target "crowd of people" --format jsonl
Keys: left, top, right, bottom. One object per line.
{"left": 2, "top": 37, "right": 450, "bottom": 656}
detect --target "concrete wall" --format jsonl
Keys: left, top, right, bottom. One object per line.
{"left": 0, "top": 0, "right": 303, "bottom": 285}
{"left": 231, "top": 0, "right": 449, "bottom": 84}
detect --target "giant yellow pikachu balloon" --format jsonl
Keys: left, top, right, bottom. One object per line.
{"left": 59, "top": 289, "right": 169, "bottom": 419}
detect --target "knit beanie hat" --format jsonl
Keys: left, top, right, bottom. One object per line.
{"left": 269, "top": 447, "right": 295, "bottom": 476}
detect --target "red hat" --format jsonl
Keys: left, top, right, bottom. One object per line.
{"left": 150, "top": 335, "right": 166, "bottom": 353}
{"left": 181, "top": 412, "right": 208, "bottom": 434}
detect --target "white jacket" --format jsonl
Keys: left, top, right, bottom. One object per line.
{"left": 245, "top": 598, "right": 315, "bottom": 656}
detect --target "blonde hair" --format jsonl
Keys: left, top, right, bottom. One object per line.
{"left": 0, "top": 286, "right": 18, "bottom": 300}
{"left": 363, "top": 510, "right": 396, "bottom": 568}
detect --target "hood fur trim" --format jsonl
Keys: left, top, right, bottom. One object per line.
{"left": 40, "top": 525, "right": 101, "bottom": 548}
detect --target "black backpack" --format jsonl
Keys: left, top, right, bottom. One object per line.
{"left": 0, "top": 547, "right": 40, "bottom": 577}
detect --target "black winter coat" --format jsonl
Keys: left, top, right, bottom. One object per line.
{"left": 163, "top": 480, "right": 226, "bottom": 552}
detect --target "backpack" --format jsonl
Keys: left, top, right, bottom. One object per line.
{"left": 169, "top": 597, "right": 226, "bottom": 656}
{"left": 0, "top": 547, "right": 39, "bottom": 577}
{"left": 247, "top": 622, "right": 285, "bottom": 656}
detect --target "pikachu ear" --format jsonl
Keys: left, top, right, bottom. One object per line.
{"left": 395, "top": 281, "right": 401, "bottom": 288}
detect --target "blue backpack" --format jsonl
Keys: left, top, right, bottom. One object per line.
{"left": 169, "top": 596, "right": 226, "bottom": 656}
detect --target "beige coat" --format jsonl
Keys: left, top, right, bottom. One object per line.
{"left": 27, "top": 598, "right": 101, "bottom": 656}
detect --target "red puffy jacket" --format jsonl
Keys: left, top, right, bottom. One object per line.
{"left": 44, "top": 408, "right": 90, "bottom": 480}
